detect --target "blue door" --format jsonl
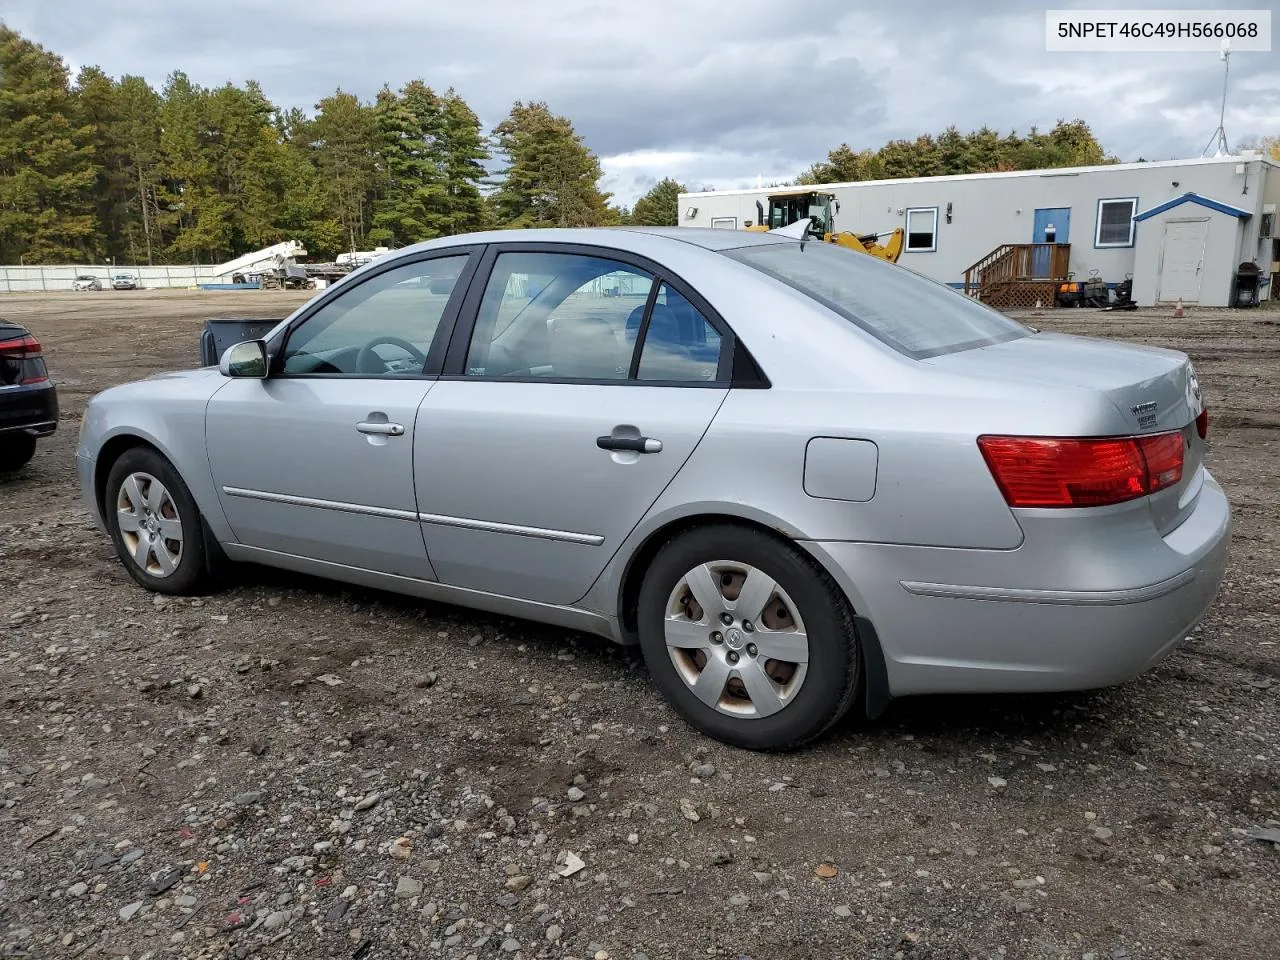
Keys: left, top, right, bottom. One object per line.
{"left": 1031, "top": 207, "right": 1070, "bottom": 276}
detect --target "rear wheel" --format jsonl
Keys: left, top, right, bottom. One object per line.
{"left": 637, "top": 525, "right": 861, "bottom": 750}
{"left": 0, "top": 434, "right": 37, "bottom": 472}
{"left": 105, "top": 448, "right": 210, "bottom": 595}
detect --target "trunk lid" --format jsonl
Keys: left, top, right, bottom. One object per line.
{"left": 927, "top": 331, "right": 1205, "bottom": 534}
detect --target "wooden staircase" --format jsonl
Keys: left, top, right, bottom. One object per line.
{"left": 963, "top": 243, "right": 1071, "bottom": 309}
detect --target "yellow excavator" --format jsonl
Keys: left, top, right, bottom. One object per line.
{"left": 745, "top": 188, "right": 904, "bottom": 262}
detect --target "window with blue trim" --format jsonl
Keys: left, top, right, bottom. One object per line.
{"left": 1095, "top": 198, "right": 1137, "bottom": 247}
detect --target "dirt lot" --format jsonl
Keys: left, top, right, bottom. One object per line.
{"left": 1, "top": 290, "right": 1278, "bottom": 960}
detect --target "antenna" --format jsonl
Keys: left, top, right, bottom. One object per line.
{"left": 1201, "top": 39, "right": 1231, "bottom": 157}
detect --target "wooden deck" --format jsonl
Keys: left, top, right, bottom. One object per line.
{"left": 963, "top": 243, "right": 1071, "bottom": 309}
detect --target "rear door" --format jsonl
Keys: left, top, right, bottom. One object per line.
{"left": 413, "top": 244, "right": 732, "bottom": 605}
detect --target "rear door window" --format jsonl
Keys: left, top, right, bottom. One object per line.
{"left": 636, "top": 284, "right": 722, "bottom": 382}
{"left": 464, "top": 252, "right": 655, "bottom": 380}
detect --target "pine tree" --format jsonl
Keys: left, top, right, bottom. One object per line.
{"left": 310, "top": 90, "right": 378, "bottom": 252}
{"left": 435, "top": 89, "right": 490, "bottom": 234}
{"left": 630, "top": 178, "right": 684, "bottom": 226}
{"left": 370, "top": 82, "right": 446, "bottom": 246}
{"left": 276, "top": 108, "right": 343, "bottom": 258}
{"left": 75, "top": 66, "right": 128, "bottom": 260}
{"left": 0, "top": 26, "right": 100, "bottom": 262}
{"left": 159, "top": 72, "right": 225, "bottom": 260}
{"left": 491, "top": 101, "right": 611, "bottom": 228}
{"left": 114, "top": 76, "right": 165, "bottom": 263}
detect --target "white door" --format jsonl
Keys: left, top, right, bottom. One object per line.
{"left": 1157, "top": 218, "right": 1210, "bottom": 303}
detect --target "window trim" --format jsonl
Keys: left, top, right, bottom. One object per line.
{"left": 1094, "top": 197, "right": 1139, "bottom": 249}
{"left": 439, "top": 241, "right": 751, "bottom": 388}
{"left": 267, "top": 246, "right": 483, "bottom": 379}
{"left": 903, "top": 207, "right": 938, "bottom": 253}
{"left": 710, "top": 217, "right": 738, "bottom": 230}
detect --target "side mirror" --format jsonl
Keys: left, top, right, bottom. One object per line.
{"left": 219, "top": 340, "right": 269, "bottom": 378}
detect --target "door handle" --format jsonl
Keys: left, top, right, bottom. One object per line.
{"left": 597, "top": 435, "right": 662, "bottom": 454}
{"left": 356, "top": 421, "right": 405, "bottom": 437}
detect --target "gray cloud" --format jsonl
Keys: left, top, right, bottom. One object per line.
{"left": 4, "top": 0, "right": 1276, "bottom": 203}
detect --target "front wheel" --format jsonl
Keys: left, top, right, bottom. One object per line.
{"left": 637, "top": 525, "right": 861, "bottom": 750}
{"left": 104, "top": 447, "right": 211, "bottom": 595}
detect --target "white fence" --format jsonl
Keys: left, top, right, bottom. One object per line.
{"left": 0, "top": 264, "right": 223, "bottom": 292}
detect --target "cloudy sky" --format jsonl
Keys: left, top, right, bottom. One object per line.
{"left": 5, "top": 0, "right": 1278, "bottom": 204}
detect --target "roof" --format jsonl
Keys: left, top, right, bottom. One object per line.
{"left": 334, "top": 226, "right": 784, "bottom": 286}
{"left": 1133, "top": 191, "right": 1253, "bottom": 222}
{"left": 612, "top": 226, "right": 789, "bottom": 250}
{"left": 679, "top": 154, "right": 1277, "bottom": 200}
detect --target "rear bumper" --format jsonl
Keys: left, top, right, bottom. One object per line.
{"left": 0, "top": 381, "right": 58, "bottom": 438}
{"left": 802, "top": 470, "right": 1231, "bottom": 696}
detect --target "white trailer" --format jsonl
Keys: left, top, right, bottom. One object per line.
{"left": 679, "top": 155, "right": 1279, "bottom": 307}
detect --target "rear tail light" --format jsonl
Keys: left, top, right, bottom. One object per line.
{"left": 0, "top": 333, "right": 49, "bottom": 385}
{"left": 978, "top": 432, "right": 1185, "bottom": 508}
{"left": 1195, "top": 407, "right": 1209, "bottom": 440}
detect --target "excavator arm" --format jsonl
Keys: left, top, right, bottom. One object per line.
{"left": 829, "top": 227, "right": 904, "bottom": 263}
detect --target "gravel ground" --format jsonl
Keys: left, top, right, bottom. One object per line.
{"left": 1, "top": 290, "right": 1278, "bottom": 960}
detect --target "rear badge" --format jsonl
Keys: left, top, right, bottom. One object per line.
{"left": 1131, "top": 400, "right": 1158, "bottom": 429}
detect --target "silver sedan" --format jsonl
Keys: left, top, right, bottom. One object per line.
{"left": 76, "top": 227, "right": 1230, "bottom": 749}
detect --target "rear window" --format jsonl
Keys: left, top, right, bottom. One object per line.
{"left": 723, "top": 241, "right": 1029, "bottom": 359}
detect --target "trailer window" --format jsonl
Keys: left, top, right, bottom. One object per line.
{"left": 723, "top": 241, "right": 1029, "bottom": 359}
{"left": 904, "top": 208, "right": 938, "bottom": 252}
{"left": 1095, "top": 198, "right": 1137, "bottom": 247}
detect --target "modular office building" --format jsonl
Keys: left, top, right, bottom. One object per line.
{"left": 678, "top": 154, "right": 1279, "bottom": 307}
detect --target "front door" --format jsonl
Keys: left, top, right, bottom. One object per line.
{"left": 1031, "top": 207, "right": 1071, "bottom": 277}
{"left": 415, "top": 247, "right": 730, "bottom": 605}
{"left": 205, "top": 251, "right": 475, "bottom": 579}
{"left": 1158, "top": 218, "right": 1210, "bottom": 303}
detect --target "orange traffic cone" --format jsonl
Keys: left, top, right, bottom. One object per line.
{"left": 1174, "top": 298, "right": 1184, "bottom": 318}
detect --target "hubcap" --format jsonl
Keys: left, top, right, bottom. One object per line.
{"left": 663, "top": 561, "right": 809, "bottom": 719}
{"left": 116, "top": 472, "right": 184, "bottom": 578}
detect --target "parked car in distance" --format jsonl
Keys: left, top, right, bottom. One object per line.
{"left": 75, "top": 227, "right": 1229, "bottom": 750}
{"left": 0, "top": 320, "right": 58, "bottom": 471}
{"left": 72, "top": 275, "right": 102, "bottom": 291}
{"left": 111, "top": 272, "right": 139, "bottom": 290}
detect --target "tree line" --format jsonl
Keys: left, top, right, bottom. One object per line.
{"left": 798, "top": 120, "right": 1118, "bottom": 184}
{"left": 3, "top": 24, "right": 1124, "bottom": 267}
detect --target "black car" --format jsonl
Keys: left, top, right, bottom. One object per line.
{"left": 0, "top": 320, "right": 58, "bottom": 471}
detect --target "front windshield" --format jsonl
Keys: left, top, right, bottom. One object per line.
{"left": 724, "top": 241, "right": 1029, "bottom": 359}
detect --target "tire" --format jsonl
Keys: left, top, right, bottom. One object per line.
{"left": 104, "top": 447, "right": 210, "bottom": 595}
{"left": 637, "top": 525, "right": 861, "bottom": 750}
{"left": 0, "top": 434, "right": 37, "bottom": 472}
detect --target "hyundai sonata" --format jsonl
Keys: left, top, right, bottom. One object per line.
{"left": 76, "top": 227, "right": 1229, "bottom": 749}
